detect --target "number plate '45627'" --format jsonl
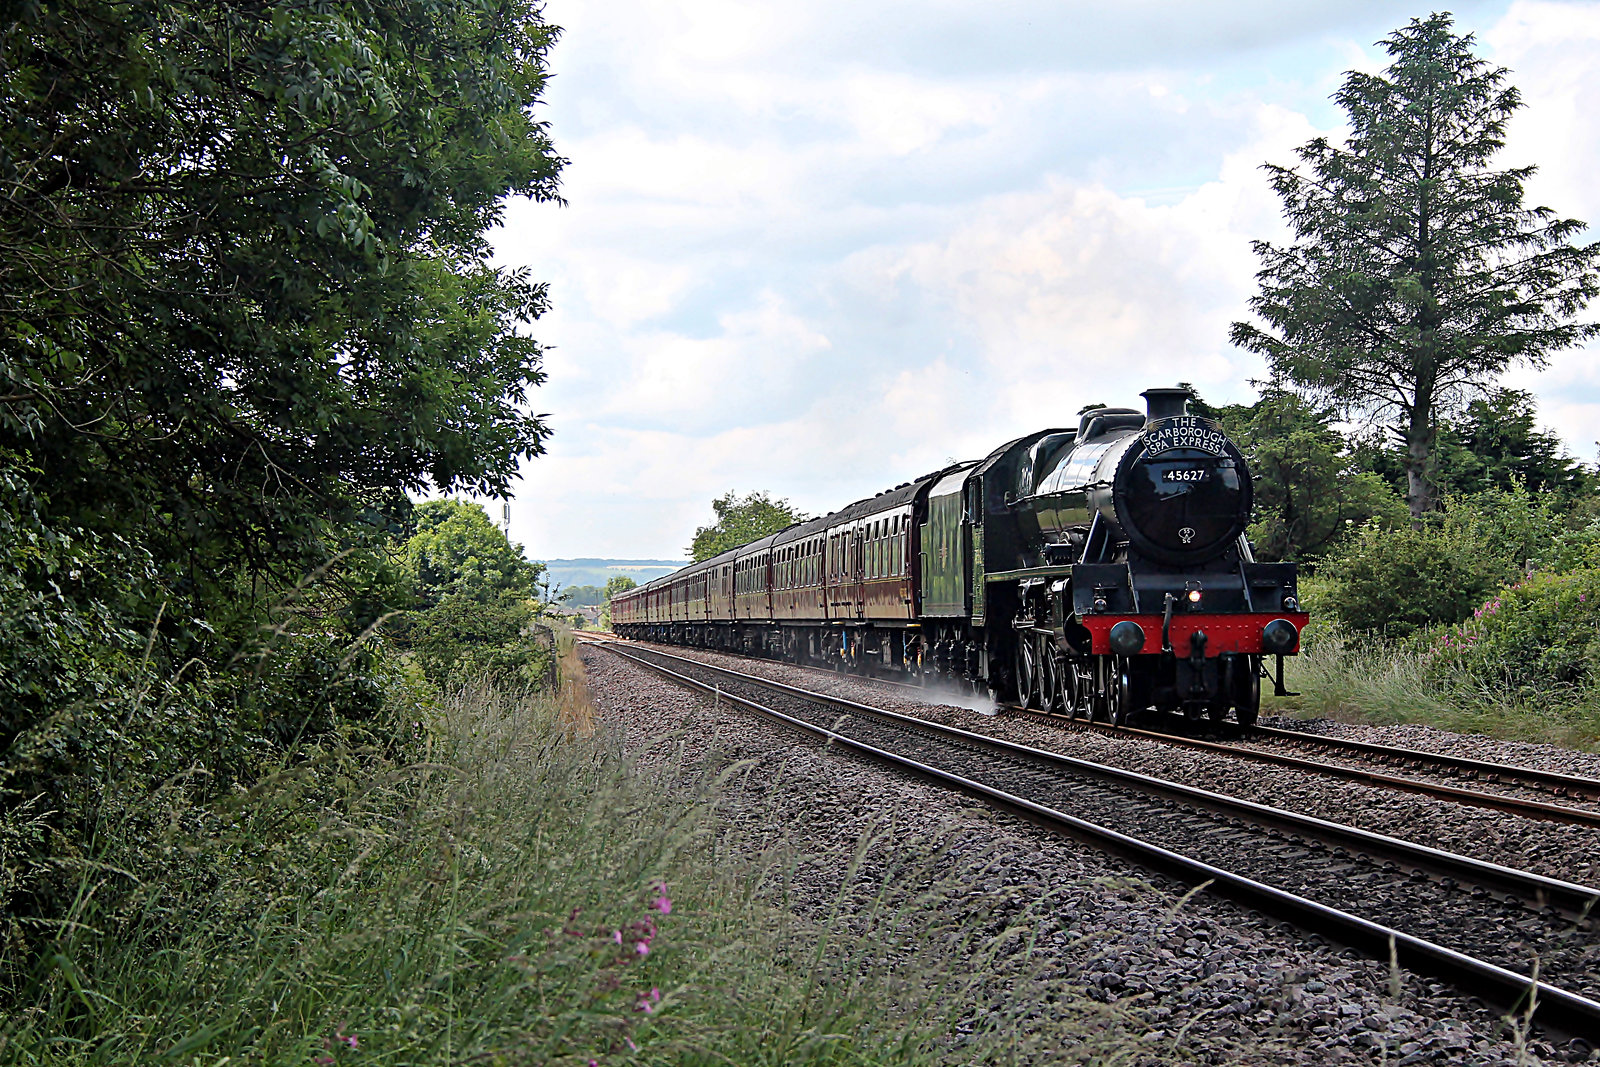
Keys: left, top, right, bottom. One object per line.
{"left": 1162, "top": 468, "right": 1211, "bottom": 483}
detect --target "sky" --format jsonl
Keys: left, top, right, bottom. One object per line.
{"left": 492, "top": 0, "right": 1600, "bottom": 562}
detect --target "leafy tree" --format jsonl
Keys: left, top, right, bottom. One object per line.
{"left": 0, "top": 0, "right": 563, "bottom": 934}
{"left": 563, "top": 584, "right": 607, "bottom": 608}
{"left": 604, "top": 575, "right": 638, "bottom": 601}
{"left": 1231, "top": 14, "right": 1600, "bottom": 522}
{"left": 405, "top": 500, "right": 544, "bottom": 608}
{"left": 1349, "top": 387, "right": 1592, "bottom": 500}
{"left": 1214, "top": 391, "right": 1406, "bottom": 561}
{"left": 398, "top": 500, "right": 548, "bottom": 686}
{"left": 1434, "top": 388, "right": 1591, "bottom": 498}
{"left": 687, "top": 492, "right": 808, "bottom": 562}
{"left": 0, "top": 0, "right": 563, "bottom": 615}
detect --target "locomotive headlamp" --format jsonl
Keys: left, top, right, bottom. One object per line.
{"left": 1092, "top": 594, "right": 1109, "bottom": 613}
{"left": 1185, "top": 581, "right": 1203, "bottom": 607}
{"left": 1282, "top": 595, "right": 1300, "bottom": 613}
{"left": 1186, "top": 589, "right": 1202, "bottom": 603}
{"left": 1261, "top": 618, "right": 1299, "bottom": 654}
{"left": 1108, "top": 620, "right": 1146, "bottom": 656}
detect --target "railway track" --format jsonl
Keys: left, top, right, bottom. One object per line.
{"left": 583, "top": 636, "right": 1600, "bottom": 1038}
{"left": 592, "top": 633, "right": 1600, "bottom": 829}
{"left": 1014, "top": 710, "right": 1600, "bottom": 829}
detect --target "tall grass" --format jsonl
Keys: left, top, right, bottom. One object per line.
{"left": 2, "top": 648, "right": 1197, "bottom": 1066}
{"left": 1270, "top": 626, "right": 1600, "bottom": 751}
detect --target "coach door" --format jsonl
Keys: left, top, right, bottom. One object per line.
{"left": 851, "top": 524, "right": 866, "bottom": 619}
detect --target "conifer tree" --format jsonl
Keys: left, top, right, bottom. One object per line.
{"left": 1231, "top": 13, "right": 1600, "bottom": 520}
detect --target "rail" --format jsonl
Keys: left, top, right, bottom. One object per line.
{"left": 585, "top": 637, "right": 1600, "bottom": 1039}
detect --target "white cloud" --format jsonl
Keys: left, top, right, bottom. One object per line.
{"left": 1482, "top": 1, "right": 1600, "bottom": 454}
{"left": 497, "top": 0, "right": 1600, "bottom": 560}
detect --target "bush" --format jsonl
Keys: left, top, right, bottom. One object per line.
{"left": 1314, "top": 490, "right": 1565, "bottom": 638}
{"left": 1533, "top": 519, "right": 1600, "bottom": 574}
{"left": 1429, "top": 569, "right": 1600, "bottom": 697}
{"left": 402, "top": 594, "right": 553, "bottom": 688}
{"left": 0, "top": 675, "right": 1090, "bottom": 1066}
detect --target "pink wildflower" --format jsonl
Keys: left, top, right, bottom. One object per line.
{"left": 626, "top": 1037, "right": 638, "bottom": 1051}
{"left": 653, "top": 893, "right": 672, "bottom": 915}
{"left": 613, "top": 930, "right": 623, "bottom": 945}
{"left": 636, "top": 940, "right": 650, "bottom": 956}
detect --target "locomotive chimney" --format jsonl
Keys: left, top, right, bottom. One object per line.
{"left": 1141, "top": 386, "right": 1194, "bottom": 423}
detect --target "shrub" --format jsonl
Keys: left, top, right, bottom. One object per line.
{"left": 403, "top": 593, "right": 553, "bottom": 687}
{"left": 1314, "top": 490, "right": 1564, "bottom": 638}
{"left": 0, "top": 676, "right": 1089, "bottom": 1066}
{"left": 1533, "top": 519, "right": 1600, "bottom": 574}
{"left": 1429, "top": 569, "right": 1600, "bottom": 697}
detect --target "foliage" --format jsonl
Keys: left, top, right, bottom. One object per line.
{"left": 405, "top": 500, "right": 543, "bottom": 609}
{"left": 1313, "top": 490, "right": 1564, "bottom": 638}
{"left": 1534, "top": 518, "right": 1600, "bottom": 574}
{"left": 1271, "top": 624, "right": 1600, "bottom": 750}
{"left": 1430, "top": 570, "right": 1600, "bottom": 698}
{"left": 687, "top": 492, "right": 808, "bottom": 563}
{"left": 1434, "top": 389, "right": 1592, "bottom": 498}
{"left": 1213, "top": 390, "right": 1406, "bottom": 561}
{"left": 1350, "top": 387, "right": 1592, "bottom": 501}
{"left": 0, "top": 0, "right": 563, "bottom": 955}
{"left": 563, "top": 584, "right": 606, "bottom": 607}
{"left": 396, "top": 500, "right": 549, "bottom": 688}
{"left": 604, "top": 575, "right": 638, "bottom": 602}
{"left": 1, "top": 0, "right": 563, "bottom": 600}
{"left": 0, "top": 673, "right": 1138, "bottom": 1066}
{"left": 1231, "top": 14, "right": 1600, "bottom": 520}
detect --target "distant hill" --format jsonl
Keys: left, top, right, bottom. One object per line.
{"left": 540, "top": 558, "right": 686, "bottom": 590}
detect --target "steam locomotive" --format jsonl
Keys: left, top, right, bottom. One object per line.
{"left": 611, "top": 386, "right": 1305, "bottom": 726}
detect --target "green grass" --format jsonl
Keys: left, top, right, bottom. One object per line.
{"left": 1267, "top": 625, "right": 1600, "bottom": 752}
{"left": 3, "top": 650, "right": 1196, "bottom": 1066}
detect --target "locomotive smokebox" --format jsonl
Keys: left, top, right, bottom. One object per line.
{"left": 1140, "top": 386, "right": 1195, "bottom": 422}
